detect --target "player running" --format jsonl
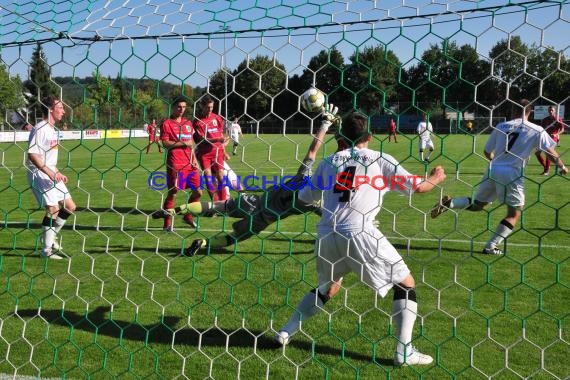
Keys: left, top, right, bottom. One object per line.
{"left": 151, "top": 104, "right": 341, "bottom": 256}
{"left": 431, "top": 99, "right": 568, "bottom": 255}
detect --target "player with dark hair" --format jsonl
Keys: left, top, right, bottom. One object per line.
{"left": 274, "top": 111, "right": 446, "bottom": 366}
{"left": 228, "top": 117, "right": 242, "bottom": 155}
{"left": 431, "top": 99, "right": 568, "bottom": 254}
{"left": 193, "top": 95, "right": 228, "bottom": 201}
{"left": 535, "top": 105, "right": 564, "bottom": 175}
{"left": 160, "top": 97, "right": 202, "bottom": 231}
{"left": 27, "top": 97, "right": 77, "bottom": 259}
{"left": 417, "top": 114, "right": 434, "bottom": 162}
{"left": 145, "top": 118, "right": 163, "bottom": 154}
{"left": 152, "top": 104, "right": 341, "bottom": 256}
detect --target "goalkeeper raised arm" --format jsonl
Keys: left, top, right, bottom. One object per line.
{"left": 152, "top": 104, "right": 342, "bottom": 256}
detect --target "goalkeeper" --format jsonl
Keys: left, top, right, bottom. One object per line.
{"left": 152, "top": 104, "right": 341, "bottom": 256}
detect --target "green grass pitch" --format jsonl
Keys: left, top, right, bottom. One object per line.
{"left": 0, "top": 132, "right": 568, "bottom": 379}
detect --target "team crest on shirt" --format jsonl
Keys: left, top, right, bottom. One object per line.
{"left": 180, "top": 123, "right": 193, "bottom": 140}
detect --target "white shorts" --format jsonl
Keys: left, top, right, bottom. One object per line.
{"left": 28, "top": 172, "right": 71, "bottom": 207}
{"left": 315, "top": 227, "right": 410, "bottom": 298}
{"left": 475, "top": 166, "right": 524, "bottom": 208}
{"left": 419, "top": 139, "right": 434, "bottom": 151}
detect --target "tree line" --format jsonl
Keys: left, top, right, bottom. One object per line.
{"left": 1, "top": 36, "right": 568, "bottom": 130}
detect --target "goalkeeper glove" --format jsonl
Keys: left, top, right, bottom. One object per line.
{"left": 320, "top": 103, "right": 341, "bottom": 132}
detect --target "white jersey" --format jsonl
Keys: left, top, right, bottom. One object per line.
{"left": 417, "top": 121, "right": 433, "bottom": 141}
{"left": 27, "top": 120, "right": 59, "bottom": 179}
{"left": 299, "top": 148, "right": 419, "bottom": 233}
{"left": 229, "top": 122, "right": 242, "bottom": 141}
{"left": 485, "top": 118, "right": 556, "bottom": 170}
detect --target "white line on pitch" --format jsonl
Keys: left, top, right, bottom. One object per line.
{"left": 3, "top": 222, "right": 568, "bottom": 250}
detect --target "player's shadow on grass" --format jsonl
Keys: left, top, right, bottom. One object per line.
{"left": 16, "top": 307, "right": 393, "bottom": 366}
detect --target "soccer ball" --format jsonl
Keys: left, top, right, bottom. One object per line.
{"left": 301, "top": 88, "right": 325, "bottom": 113}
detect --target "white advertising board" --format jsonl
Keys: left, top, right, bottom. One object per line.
{"left": 0, "top": 129, "right": 148, "bottom": 143}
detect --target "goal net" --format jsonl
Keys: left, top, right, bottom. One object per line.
{"left": 0, "top": 1, "right": 568, "bottom": 379}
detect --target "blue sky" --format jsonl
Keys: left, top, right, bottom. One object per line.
{"left": 0, "top": 0, "right": 568, "bottom": 88}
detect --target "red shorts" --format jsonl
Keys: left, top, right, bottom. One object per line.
{"left": 167, "top": 167, "right": 200, "bottom": 191}
{"left": 197, "top": 148, "right": 225, "bottom": 173}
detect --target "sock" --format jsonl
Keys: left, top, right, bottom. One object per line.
{"left": 544, "top": 158, "right": 551, "bottom": 172}
{"left": 392, "top": 295, "right": 418, "bottom": 356}
{"left": 163, "top": 196, "right": 175, "bottom": 212}
{"left": 42, "top": 216, "right": 57, "bottom": 252}
{"left": 449, "top": 197, "right": 471, "bottom": 210}
{"left": 163, "top": 196, "right": 175, "bottom": 228}
{"left": 536, "top": 152, "right": 547, "bottom": 170}
{"left": 486, "top": 219, "right": 514, "bottom": 249}
{"left": 53, "top": 209, "right": 72, "bottom": 234}
{"left": 419, "top": 152, "right": 424, "bottom": 161}
{"left": 204, "top": 178, "right": 217, "bottom": 198}
{"left": 189, "top": 192, "right": 201, "bottom": 203}
{"left": 217, "top": 186, "right": 227, "bottom": 202}
{"left": 281, "top": 290, "right": 325, "bottom": 335}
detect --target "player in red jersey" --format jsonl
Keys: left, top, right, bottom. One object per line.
{"left": 193, "top": 95, "right": 228, "bottom": 201}
{"left": 388, "top": 116, "right": 398, "bottom": 143}
{"left": 536, "top": 105, "right": 565, "bottom": 175}
{"left": 145, "top": 119, "right": 163, "bottom": 154}
{"left": 160, "top": 97, "right": 202, "bottom": 231}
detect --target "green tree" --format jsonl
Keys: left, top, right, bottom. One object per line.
{"left": 87, "top": 71, "right": 120, "bottom": 128}
{"left": 345, "top": 45, "right": 401, "bottom": 115}
{"left": 526, "top": 45, "right": 570, "bottom": 104}
{"left": 25, "top": 43, "right": 59, "bottom": 117}
{"left": 300, "top": 48, "right": 349, "bottom": 111}
{"left": 489, "top": 36, "right": 529, "bottom": 102}
{"left": 404, "top": 41, "right": 456, "bottom": 116}
{"left": 403, "top": 41, "right": 490, "bottom": 117}
{"left": 232, "top": 55, "right": 287, "bottom": 121}
{"left": 0, "top": 64, "right": 25, "bottom": 124}
{"left": 444, "top": 43, "right": 488, "bottom": 116}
